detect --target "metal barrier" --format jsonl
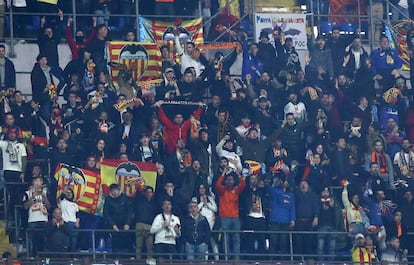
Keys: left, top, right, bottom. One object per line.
{"left": 21, "top": 227, "right": 414, "bottom": 262}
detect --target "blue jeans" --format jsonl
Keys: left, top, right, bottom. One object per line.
{"left": 317, "top": 226, "right": 336, "bottom": 261}
{"left": 185, "top": 242, "right": 207, "bottom": 260}
{"left": 220, "top": 217, "right": 241, "bottom": 256}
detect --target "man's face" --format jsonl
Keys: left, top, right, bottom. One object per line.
{"left": 200, "top": 131, "right": 208, "bottom": 142}
{"left": 286, "top": 115, "right": 295, "bottom": 126}
{"left": 68, "top": 93, "right": 77, "bottom": 104}
{"left": 87, "top": 157, "right": 96, "bottom": 168}
{"left": 14, "top": 93, "right": 23, "bottom": 103}
{"left": 174, "top": 114, "right": 184, "bottom": 125}
{"left": 0, "top": 47, "right": 5, "bottom": 58}
{"left": 225, "top": 176, "right": 235, "bottom": 187}
{"left": 299, "top": 181, "right": 309, "bottom": 192}
{"left": 249, "top": 174, "right": 258, "bottom": 186}
{"left": 248, "top": 129, "right": 258, "bottom": 140}
{"left": 162, "top": 200, "right": 172, "bottom": 212}
{"left": 126, "top": 32, "right": 135, "bottom": 41}
{"left": 186, "top": 43, "right": 195, "bottom": 54}
{"left": 53, "top": 208, "right": 63, "bottom": 220}
{"left": 337, "top": 139, "right": 346, "bottom": 149}
{"left": 5, "top": 114, "right": 14, "bottom": 126}
{"left": 316, "top": 38, "right": 325, "bottom": 48}
{"left": 387, "top": 118, "right": 396, "bottom": 129}
{"left": 390, "top": 238, "right": 400, "bottom": 249}
{"left": 374, "top": 142, "right": 383, "bottom": 153}
{"left": 218, "top": 112, "right": 226, "bottom": 123}
{"left": 370, "top": 163, "right": 379, "bottom": 174}
{"left": 332, "top": 29, "right": 340, "bottom": 39}
{"left": 241, "top": 117, "right": 250, "bottom": 126}
{"left": 249, "top": 44, "right": 258, "bottom": 55}
{"left": 289, "top": 93, "right": 297, "bottom": 103}
{"left": 359, "top": 97, "right": 368, "bottom": 108}
{"left": 376, "top": 190, "right": 385, "bottom": 201}
{"left": 356, "top": 237, "right": 366, "bottom": 247}
{"left": 261, "top": 72, "right": 270, "bottom": 82}
{"left": 353, "top": 38, "right": 361, "bottom": 49}
{"left": 212, "top": 96, "right": 220, "bottom": 106}
{"left": 39, "top": 57, "right": 48, "bottom": 67}
{"left": 98, "top": 26, "right": 108, "bottom": 38}
{"left": 33, "top": 177, "right": 43, "bottom": 188}
{"left": 380, "top": 37, "right": 389, "bottom": 49}
{"left": 394, "top": 212, "right": 402, "bottom": 223}
{"left": 352, "top": 194, "right": 360, "bottom": 206}
{"left": 161, "top": 48, "right": 169, "bottom": 59}
{"left": 165, "top": 71, "right": 174, "bottom": 80}
{"left": 183, "top": 73, "right": 193, "bottom": 83}
{"left": 192, "top": 160, "right": 201, "bottom": 171}
{"left": 145, "top": 188, "right": 154, "bottom": 200}
{"left": 402, "top": 140, "right": 411, "bottom": 150}
{"left": 224, "top": 141, "right": 233, "bottom": 150}
{"left": 110, "top": 187, "right": 121, "bottom": 198}
{"left": 260, "top": 36, "right": 268, "bottom": 43}
{"left": 313, "top": 154, "right": 321, "bottom": 165}
{"left": 220, "top": 159, "right": 228, "bottom": 169}
{"left": 338, "top": 75, "right": 347, "bottom": 86}
{"left": 321, "top": 189, "right": 330, "bottom": 198}
{"left": 352, "top": 118, "right": 361, "bottom": 127}
{"left": 188, "top": 202, "right": 199, "bottom": 215}
{"left": 45, "top": 27, "right": 53, "bottom": 38}
{"left": 122, "top": 112, "right": 132, "bottom": 123}
{"left": 140, "top": 136, "right": 150, "bottom": 146}
{"left": 57, "top": 139, "right": 67, "bottom": 151}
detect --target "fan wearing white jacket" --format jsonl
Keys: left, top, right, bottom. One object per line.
{"left": 216, "top": 134, "right": 243, "bottom": 172}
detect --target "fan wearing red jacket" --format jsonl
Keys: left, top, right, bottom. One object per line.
{"left": 155, "top": 100, "right": 204, "bottom": 154}
{"left": 65, "top": 17, "right": 97, "bottom": 60}
{"left": 215, "top": 169, "right": 246, "bottom": 259}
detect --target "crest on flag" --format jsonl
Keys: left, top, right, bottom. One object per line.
{"left": 106, "top": 42, "right": 162, "bottom": 85}
{"left": 57, "top": 163, "right": 87, "bottom": 202}
{"left": 115, "top": 161, "right": 144, "bottom": 197}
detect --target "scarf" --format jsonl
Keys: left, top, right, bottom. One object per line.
{"left": 371, "top": 151, "right": 388, "bottom": 174}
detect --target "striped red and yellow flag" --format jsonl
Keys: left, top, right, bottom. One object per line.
{"left": 151, "top": 18, "right": 204, "bottom": 46}
{"left": 55, "top": 163, "right": 102, "bottom": 215}
{"left": 100, "top": 159, "right": 158, "bottom": 198}
{"left": 106, "top": 42, "right": 162, "bottom": 84}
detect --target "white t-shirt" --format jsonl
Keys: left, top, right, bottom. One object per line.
{"left": 24, "top": 189, "right": 48, "bottom": 223}
{"left": 60, "top": 198, "right": 79, "bottom": 223}
{"left": 150, "top": 213, "right": 181, "bottom": 245}
{"left": 0, "top": 140, "right": 27, "bottom": 172}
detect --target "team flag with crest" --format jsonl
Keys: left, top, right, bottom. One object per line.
{"left": 100, "top": 159, "right": 158, "bottom": 198}
{"left": 385, "top": 20, "right": 410, "bottom": 71}
{"left": 139, "top": 17, "right": 203, "bottom": 45}
{"left": 106, "top": 41, "right": 162, "bottom": 84}
{"left": 54, "top": 163, "right": 103, "bottom": 215}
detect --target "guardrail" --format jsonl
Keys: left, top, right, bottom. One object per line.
{"left": 20, "top": 227, "right": 414, "bottom": 262}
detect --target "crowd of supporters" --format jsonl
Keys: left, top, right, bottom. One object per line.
{"left": 1, "top": 1, "right": 414, "bottom": 264}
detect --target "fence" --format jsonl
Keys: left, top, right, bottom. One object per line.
{"left": 20, "top": 227, "right": 414, "bottom": 262}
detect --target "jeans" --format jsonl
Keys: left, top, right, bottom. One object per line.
{"left": 28, "top": 221, "right": 47, "bottom": 256}
{"left": 135, "top": 223, "right": 153, "bottom": 259}
{"left": 220, "top": 217, "right": 241, "bottom": 257}
{"left": 317, "top": 226, "right": 336, "bottom": 261}
{"left": 66, "top": 221, "right": 79, "bottom": 252}
{"left": 185, "top": 242, "right": 207, "bottom": 260}
{"left": 269, "top": 222, "right": 290, "bottom": 254}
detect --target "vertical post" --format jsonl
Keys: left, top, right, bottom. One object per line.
{"left": 25, "top": 229, "right": 30, "bottom": 257}
{"left": 223, "top": 231, "right": 228, "bottom": 260}
{"left": 14, "top": 206, "right": 19, "bottom": 254}
{"left": 198, "top": 0, "right": 202, "bottom": 17}
{"left": 309, "top": 0, "right": 315, "bottom": 39}
{"left": 8, "top": 6, "right": 16, "bottom": 58}
{"left": 369, "top": 0, "right": 374, "bottom": 51}
{"left": 357, "top": 0, "right": 361, "bottom": 36}
{"left": 72, "top": 0, "right": 77, "bottom": 36}
{"left": 92, "top": 230, "right": 96, "bottom": 260}
{"left": 316, "top": 0, "right": 320, "bottom": 33}
{"left": 289, "top": 231, "right": 294, "bottom": 262}
{"left": 135, "top": 0, "right": 140, "bottom": 42}
{"left": 386, "top": 1, "right": 390, "bottom": 24}
{"left": 3, "top": 187, "right": 7, "bottom": 229}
